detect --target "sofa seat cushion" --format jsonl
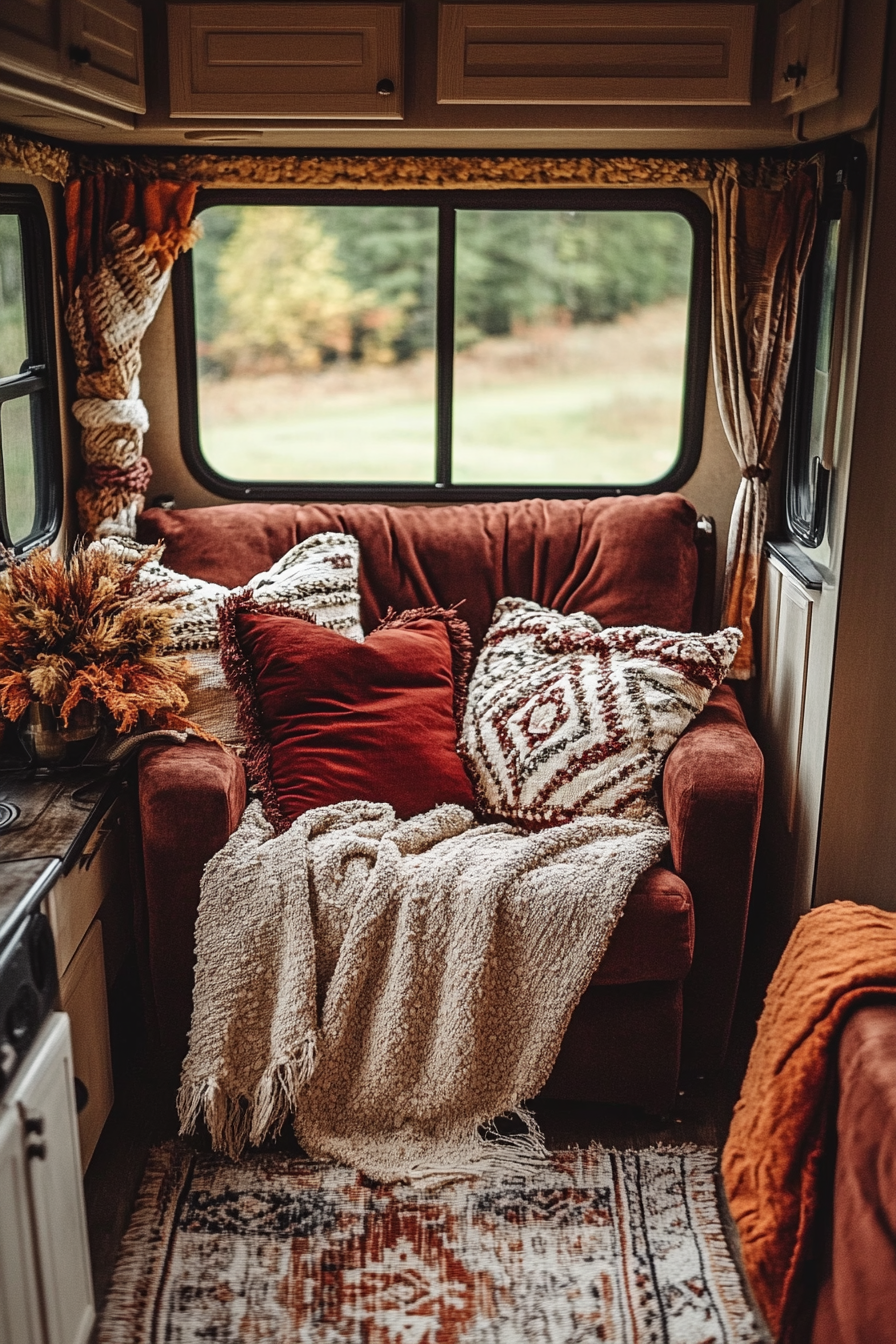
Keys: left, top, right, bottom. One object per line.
{"left": 138, "top": 494, "right": 700, "bottom": 654}
{"left": 593, "top": 865, "right": 694, "bottom": 985}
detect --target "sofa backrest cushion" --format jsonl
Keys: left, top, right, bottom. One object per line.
{"left": 137, "top": 494, "right": 699, "bottom": 653}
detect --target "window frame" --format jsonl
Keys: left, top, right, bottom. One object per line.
{"left": 784, "top": 143, "right": 863, "bottom": 549}
{"left": 0, "top": 184, "right": 63, "bottom": 553}
{"left": 173, "top": 184, "right": 711, "bottom": 503}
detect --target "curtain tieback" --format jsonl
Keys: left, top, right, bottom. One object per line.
{"left": 86, "top": 457, "right": 152, "bottom": 494}
{"left": 742, "top": 465, "right": 771, "bottom": 483}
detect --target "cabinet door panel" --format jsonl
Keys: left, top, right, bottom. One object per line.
{"left": 0, "top": 0, "right": 61, "bottom": 81}
{"left": 58, "top": 921, "right": 113, "bottom": 1172}
{"left": 168, "top": 3, "right": 404, "bottom": 118}
{"left": 0, "top": 0, "right": 58, "bottom": 46}
{"left": 64, "top": 0, "right": 145, "bottom": 112}
{"left": 0, "top": 1106, "right": 44, "bottom": 1344}
{"left": 771, "top": 0, "right": 843, "bottom": 113}
{"left": 12, "top": 1014, "right": 94, "bottom": 1344}
{"left": 438, "top": 3, "right": 756, "bottom": 104}
{"left": 771, "top": 1, "right": 804, "bottom": 102}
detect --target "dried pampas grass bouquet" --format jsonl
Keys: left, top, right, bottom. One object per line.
{"left": 0, "top": 541, "right": 202, "bottom": 739}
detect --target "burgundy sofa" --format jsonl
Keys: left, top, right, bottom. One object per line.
{"left": 134, "top": 492, "right": 764, "bottom": 1111}
{"left": 810, "top": 1005, "right": 896, "bottom": 1344}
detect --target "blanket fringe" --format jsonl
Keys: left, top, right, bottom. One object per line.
{"left": 250, "top": 1036, "right": 318, "bottom": 1147}
{"left": 301, "top": 1106, "right": 552, "bottom": 1189}
{"left": 407, "top": 1108, "right": 551, "bottom": 1188}
{"left": 177, "top": 1034, "right": 317, "bottom": 1160}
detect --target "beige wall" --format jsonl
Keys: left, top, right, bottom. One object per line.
{"left": 814, "top": 14, "right": 896, "bottom": 914}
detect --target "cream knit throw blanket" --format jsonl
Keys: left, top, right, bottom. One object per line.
{"left": 178, "top": 799, "right": 668, "bottom": 1183}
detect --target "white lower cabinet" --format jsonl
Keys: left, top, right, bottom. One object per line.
{"left": 0, "top": 1014, "right": 95, "bottom": 1344}
{"left": 0, "top": 1106, "right": 44, "bottom": 1344}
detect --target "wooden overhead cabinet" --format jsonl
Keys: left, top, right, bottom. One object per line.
{"left": 437, "top": 2, "right": 756, "bottom": 104}
{"left": 772, "top": 0, "right": 843, "bottom": 113}
{"left": 63, "top": 0, "right": 145, "bottom": 111}
{"left": 167, "top": 3, "right": 404, "bottom": 119}
{"left": 0, "top": 0, "right": 144, "bottom": 121}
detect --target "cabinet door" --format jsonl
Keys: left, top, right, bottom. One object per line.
{"left": 771, "top": 0, "right": 843, "bottom": 112}
{"left": 63, "top": 0, "right": 145, "bottom": 112}
{"left": 168, "top": 3, "right": 404, "bottom": 119}
{"left": 11, "top": 1014, "right": 94, "bottom": 1344}
{"left": 0, "top": 1106, "right": 44, "bottom": 1344}
{"left": 58, "top": 921, "right": 113, "bottom": 1172}
{"left": 438, "top": 3, "right": 756, "bottom": 105}
{"left": 0, "top": 0, "right": 62, "bottom": 81}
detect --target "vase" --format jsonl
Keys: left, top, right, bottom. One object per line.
{"left": 18, "top": 702, "right": 101, "bottom": 767}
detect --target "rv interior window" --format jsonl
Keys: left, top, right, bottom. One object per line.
{"left": 0, "top": 186, "right": 61, "bottom": 552}
{"left": 175, "top": 188, "right": 709, "bottom": 502}
{"left": 785, "top": 146, "right": 862, "bottom": 550}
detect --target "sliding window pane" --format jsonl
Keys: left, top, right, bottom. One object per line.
{"left": 194, "top": 204, "right": 439, "bottom": 482}
{"left": 452, "top": 209, "right": 693, "bottom": 486}
{"left": 0, "top": 214, "right": 28, "bottom": 379}
{"left": 2, "top": 395, "right": 37, "bottom": 545}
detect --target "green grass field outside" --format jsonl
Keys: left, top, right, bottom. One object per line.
{"left": 197, "top": 300, "right": 688, "bottom": 487}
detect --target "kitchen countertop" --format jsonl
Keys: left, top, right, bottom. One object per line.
{"left": 0, "top": 764, "right": 124, "bottom": 955}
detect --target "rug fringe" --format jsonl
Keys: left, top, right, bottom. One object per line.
{"left": 96, "top": 1142, "right": 195, "bottom": 1344}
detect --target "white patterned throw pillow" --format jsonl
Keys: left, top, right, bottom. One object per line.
{"left": 92, "top": 532, "right": 364, "bottom": 747}
{"left": 461, "top": 598, "right": 740, "bottom": 825}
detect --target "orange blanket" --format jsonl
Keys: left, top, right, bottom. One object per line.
{"left": 722, "top": 901, "right": 896, "bottom": 1342}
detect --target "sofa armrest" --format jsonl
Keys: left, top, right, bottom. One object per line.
{"left": 662, "top": 683, "right": 764, "bottom": 1073}
{"left": 137, "top": 741, "right": 246, "bottom": 1066}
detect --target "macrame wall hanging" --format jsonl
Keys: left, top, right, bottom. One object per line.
{"left": 1, "top": 132, "right": 819, "bottom": 673}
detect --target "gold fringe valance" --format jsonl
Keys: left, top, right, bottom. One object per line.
{"left": 1, "top": 127, "right": 814, "bottom": 194}
{"left": 80, "top": 151, "right": 810, "bottom": 192}
{"left": 0, "top": 132, "right": 70, "bottom": 185}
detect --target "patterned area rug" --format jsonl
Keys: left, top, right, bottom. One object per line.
{"left": 98, "top": 1143, "right": 769, "bottom": 1343}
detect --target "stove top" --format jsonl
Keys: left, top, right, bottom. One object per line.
{"left": 0, "top": 762, "right": 121, "bottom": 1099}
{"left": 0, "top": 907, "right": 58, "bottom": 1099}
{"left": 0, "top": 763, "right": 122, "bottom": 957}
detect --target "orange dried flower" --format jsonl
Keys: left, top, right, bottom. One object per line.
{"left": 0, "top": 542, "right": 201, "bottom": 735}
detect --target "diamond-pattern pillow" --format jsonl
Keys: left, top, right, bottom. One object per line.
{"left": 460, "top": 598, "right": 741, "bottom": 825}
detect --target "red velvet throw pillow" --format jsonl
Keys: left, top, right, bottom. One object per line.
{"left": 219, "top": 596, "right": 477, "bottom": 831}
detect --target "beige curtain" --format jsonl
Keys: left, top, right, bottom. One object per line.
{"left": 711, "top": 166, "right": 818, "bottom": 677}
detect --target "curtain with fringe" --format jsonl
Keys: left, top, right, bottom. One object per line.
{"left": 711, "top": 166, "right": 818, "bottom": 678}
{"left": 64, "top": 175, "right": 200, "bottom": 537}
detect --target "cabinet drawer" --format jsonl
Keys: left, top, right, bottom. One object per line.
{"left": 438, "top": 2, "right": 756, "bottom": 105}
{"left": 46, "top": 798, "right": 127, "bottom": 979}
{"left": 168, "top": 2, "right": 404, "bottom": 118}
{"left": 58, "top": 921, "right": 113, "bottom": 1172}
